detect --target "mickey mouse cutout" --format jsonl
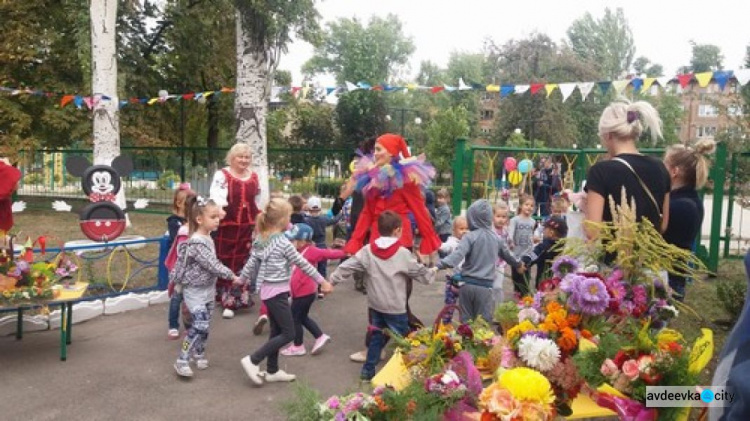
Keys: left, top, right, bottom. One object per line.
{"left": 53, "top": 156, "right": 148, "bottom": 242}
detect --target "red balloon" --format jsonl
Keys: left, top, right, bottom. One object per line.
{"left": 504, "top": 157, "right": 517, "bottom": 172}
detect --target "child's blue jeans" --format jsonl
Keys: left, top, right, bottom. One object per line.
{"left": 168, "top": 292, "right": 183, "bottom": 330}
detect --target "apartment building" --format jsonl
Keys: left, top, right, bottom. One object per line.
{"left": 673, "top": 81, "right": 745, "bottom": 142}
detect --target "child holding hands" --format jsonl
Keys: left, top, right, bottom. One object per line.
{"left": 239, "top": 199, "right": 334, "bottom": 386}
{"left": 171, "top": 196, "right": 241, "bottom": 378}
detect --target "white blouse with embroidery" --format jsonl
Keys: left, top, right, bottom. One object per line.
{"left": 209, "top": 168, "right": 261, "bottom": 209}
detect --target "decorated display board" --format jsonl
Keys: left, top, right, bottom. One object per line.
{"left": 64, "top": 156, "right": 133, "bottom": 242}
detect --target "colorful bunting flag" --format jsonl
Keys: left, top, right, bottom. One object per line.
{"left": 514, "top": 85, "right": 529, "bottom": 95}
{"left": 612, "top": 80, "right": 629, "bottom": 95}
{"left": 500, "top": 85, "right": 515, "bottom": 98}
{"left": 558, "top": 83, "right": 576, "bottom": 102}
{"left": 545, "top": 83, "right": 558, "bottom": 98}
{"left": 458, "top": 78, "right": 472, "bottom": 91}
{"left": 577, "top": 82, "right": 594, "bottom": 101}
{"left": 734, "top": 69, "right": 750, "bottom": 87}
{"left": 630, "top": 78, "right": 643, "bottom": 93}
{"left": 530, "top": 84, "right": 544, "bottom": 95}
{"left": 677, "top": 74, "right": 693, "bottom": 88}
{"left": 598, "top": 81, "right": 611, "bottom": 95}
{"left": 695, "top": 72, "right": 713, "bottom": 88}
{"left": 641, "top": 78, "right": 656, "bottom": 93}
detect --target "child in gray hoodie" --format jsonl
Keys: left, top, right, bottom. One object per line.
{"left": 437, "top": 199, "right": 524, "bottom": 325}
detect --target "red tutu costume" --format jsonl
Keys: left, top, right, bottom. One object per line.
{"left": 0, "top": 161, "right": 21, "bottom": 232}
{"left": 211, "top": 168, "right": 260, "bottom": 310}
{"left": 344, "top": 134, "right": 441, "bottom": 256}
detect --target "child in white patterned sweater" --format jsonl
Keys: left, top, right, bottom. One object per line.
{"left": 171, "top": 196, "right": 242, "bottom": 378}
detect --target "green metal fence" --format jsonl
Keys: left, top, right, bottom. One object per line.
{"left": 450, "top": 139, "right": 731, "bottom": 273}
{"left": 16, "top": 146, "right": 352, "bottom": 208}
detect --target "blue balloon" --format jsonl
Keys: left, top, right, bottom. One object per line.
{"left": 518, "top": 159, "right": 533, "bottom": 174}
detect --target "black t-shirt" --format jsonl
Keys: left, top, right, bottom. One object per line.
{"left": 585, "top": 153, "right": 671, "bottom": 228}
{"left": 662, "top": 186, "right": 704, "bottom": 250}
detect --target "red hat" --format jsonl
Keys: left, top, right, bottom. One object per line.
{"left": 376, "top": 133, "right": 410, "bottom": 159}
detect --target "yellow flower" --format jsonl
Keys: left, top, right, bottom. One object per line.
{"left": 506, "top": 320, "right": 536, "bottom": 341}
{"left": 3, "top": 290, "right": 11, "bottom": 298}
{"left": 498, "top": 367, "right": 555, "bottom": 406}
{"left": 410, "top": 339, "right": 421, "bottom": 347}
{"left": 453, "top": 342, "right": 462, "bottom": 351}
{"left": 475, "top": 328, "right": 494, "bottom": 342}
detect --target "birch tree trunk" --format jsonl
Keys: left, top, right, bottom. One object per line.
{"left": 234, "top": 10, "right": 271, "bottom": 208}
{"left": 90, "top": 0, "right": 124, "bottom": 208}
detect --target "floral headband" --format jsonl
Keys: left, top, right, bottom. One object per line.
{"left": 178, "top": 182, "right": 192, "bottom": 191}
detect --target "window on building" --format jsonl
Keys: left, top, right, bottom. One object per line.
{"left": 481, "top": 109, "right": 494, "bottom": 120}
{"left": 480, "top": 127, "right": 493, "bottom": 135}
{"left": 481, "top": 92, "right": 494, "bottom": 102}
{"left": 697, "top": 126, "right": 717, "bottom": 138}
{"left": 698, "top": 104, "right": 719, "bottom": 117}
{"left": 728, "top": 105, "right": 745, "bottom": 116}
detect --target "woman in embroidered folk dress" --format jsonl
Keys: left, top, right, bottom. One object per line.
{"left": 344, "top": 133, "right": 441, "bottom": 332}
{"left": 584, "top": 100, "right": 671, "bottom": 239}
{"left": 210, "top": 143, "right": 261, "bottom": 319}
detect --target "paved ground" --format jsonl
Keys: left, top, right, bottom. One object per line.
{"left": 0, "top": 280, "right": 447, "bottom": 421}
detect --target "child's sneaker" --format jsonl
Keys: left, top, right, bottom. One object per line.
{"left": 174, "top": 360, "right": 193, "bottom": 377}
{"left": 253, "top": 314, "right": 268, "bottom": 336}
{"left": 194, "top": 355, "right": 209, "bottom": 370}
{"left": 264, "top": 369, "right": 296, "bottom": 382}
{"left": 240, "top": 355, "right": 263, "bottom": 385}
{"left": 311, "top": 334, "right": 331, "bottom": 355}
{"left": 167, "top": 329, "right": 180, "bottom": 340}
{"left": 280, "top": 345, "right": 307, "bottom": 356}
{"left": 222, "top": 308, "right": 235, "bottom": 319}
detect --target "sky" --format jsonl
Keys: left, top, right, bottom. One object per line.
{"left": 280, "top": 0, "right": 749, "bottom": 86}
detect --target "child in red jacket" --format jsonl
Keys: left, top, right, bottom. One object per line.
{"left": 280, "top": 223, "right": 347, "bottom": 356}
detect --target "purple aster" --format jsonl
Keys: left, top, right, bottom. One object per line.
{"left": 521, "top": 330, "right": 549, "bottom": 340}
{"left": 606, "top": 268, "right": 624, "bottom": 283}
{"left": 335, "top": 412, "right": 346, "bottom": 421}
{"left": 552, "top": 256, "right": 579, "bottom": 278}
{"left": 632, "top": 285, "right": 648, "bottom": 308}
{"left": 532, "top": 291, "right": 545, "bottom": 311}
{"left": 327, "top": 396, "right": 341, "bottom": 410}
{"left": 16, "top": 260, "right": 30, "bottom": 272}
{"left": 605, "top": 279, "right": 626, "bottom": 305}
{"left": 569, "top": 277, "right": 610, "bottom": 315}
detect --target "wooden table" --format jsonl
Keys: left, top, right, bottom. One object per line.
{"left": 10, "top": 282, "right": 89, "bottom": 361}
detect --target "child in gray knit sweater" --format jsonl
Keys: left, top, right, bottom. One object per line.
{"left": 171, "top": 196, "right": 241, "bottom": 378}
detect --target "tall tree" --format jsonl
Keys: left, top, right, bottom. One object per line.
{"left": 90, "top": 0, "right": 120, "bottom": 166}
{"left": 416, "top": 60, "right": 445, "bottom": 86}
{"left": 425, "top": 106, "right": 470, "bottom": 177}
{"left": 689, "top": 42, "right": 724, "bottom": 73}
{"left": 302, "top": 14, "right": 415, "bottom": 85}
{"left": 633, "top": 56, "right": 664, "bottom": 77}
{"left": 566, "top": 7, "right": 635, "bottom": 80}
{"left": 233, "top": 0, "right": 321, "bottom": 206}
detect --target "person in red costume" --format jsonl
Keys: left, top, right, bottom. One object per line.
{"left": 0, "top": 158, "right": 22, "bottom": 233}
{"left": 344, "top": 133, "right": 441, "bottom": 259}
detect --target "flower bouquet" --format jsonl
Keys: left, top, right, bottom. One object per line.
{"left": 476, "top": 367, "right": 557, "bottom": 420}
{"left": 573, "top": 321, "right": 714, "bottom": 421}
{"left": 315, "top": 352, "right": 483, "bottom": 421}
{"left": 0, "top": 237, "right": 76, "bottom": 305}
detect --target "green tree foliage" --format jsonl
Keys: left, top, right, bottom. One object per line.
{"left": 567, "top": 7, "right": 636, "bottom": 80}
{"left": 416, "top": 61, "right": 445, "bottom": 86}
{"left": 689, "top": 42, "right": 724, "bottom": 73}
{"left": 640, "top": 92, "right": 683, "bottom": 147}
{"left": 0, "top": 0, "right": 90, "bottom": 155}
{"left": 633, "top": 56, "right": 664, "bottom": 77}
{"left": 335, "top": 91, "right": 388, "bottom": 150}
{"left": 486, "top": 34, "right": 600, "bottom": 148}
{"left": 303, "top": 14, "right": 415, "bottom": 85}
{"left": 425, "top": 106, "right": 470, "bottom": 176}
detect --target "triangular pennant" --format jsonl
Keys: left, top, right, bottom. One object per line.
{"left": 514, "top": 85, "right": 529, "bottom": 95}
{"left": 119, "top": 100, "right": 128, "bottom": 109}
{"left": 598, "top": 81, "right": 611, "bottom": 95}
{"left": 371, "top": 85, "right": 384, "bottom": 91}
{"left": 431, "top": 86, "right": 445, "bottom": 94}
{"left": 147, "top": 97, "right": 159, "bottom": 105}
{"left": 695, "top": 72, "right": 713, "bottom": 88}
{"left": 630, "top": 78, "right": 643, "bottom": 93}
{"left": 301, "top": 87, "right": 310, "bottom": 98}
{"left": 558, "top": 83, "right": 576, "bottom": 102}
{"left": 486, "top": 84, "right": 500, "bottom": 92}
{"left": 500, "top": 85, "right": 515, "bottom": 98}
{"left": 444, "top": 85, "right": 457, "bottom": 92}
{"left": 530, "top": 83, "right": 544, "bottom": 95}
{"left": 734, "top": 69, "right": 750, "bottom": 86}
{"left": 544, "top": 83, "right": 558, "bottom": 98}
{"left": 641, "top": 78, "right": 656, "bottom": 93}
{"left": 139, "top": 98, "right": 148, "bottom": 104}
{"left": 655, "top": 77, "right": 672, "bottom": 88}
{"left": 405, "top": 83, "right": 419, "bottom": 90}
{"left": 325, "top": 87, "right": 336, "bottom": 95}
{"left": 60, "top": 95, "right": 75, "bottom": 108}
{"left": 471, "top": 83, "right": 485, "bottom": 90}
{"left": 220, "top": 87, "right": 234, "bottom": 93}
{"left": 204, "top": 91, "right": 215, "bottom": 98}
{"left": 713, "top": 71, "right": 733, "bottom": 91}
{"left": 458, "top": 78, "right": 472, "bottom": 91}
{"left": 677, "top": 74, "right": 693, "bottom": 88}
{"left": 73, "top": 96, "right": 84, "bottom": 109}
{"left": 182, "top": 93, "right": 195, "bottom": 101}
{"left": 612, "top": 80, "right": 629, "bottom": 95}
{"left": 357, "top": 82, "right": 371, "bottom": 89}
{"left": 577, "top": 82, "right": 594, "bottom": 101}
{"left": 345, "top": 81, "right": 359, "bottom": 92}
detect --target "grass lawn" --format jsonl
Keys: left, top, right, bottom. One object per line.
{"left": 10, "top": 207, "right": 168, "bottom": 293}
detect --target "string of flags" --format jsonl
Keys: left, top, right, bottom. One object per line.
{"left": 2, "top": 69, "right": 749, "bottom": 111}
